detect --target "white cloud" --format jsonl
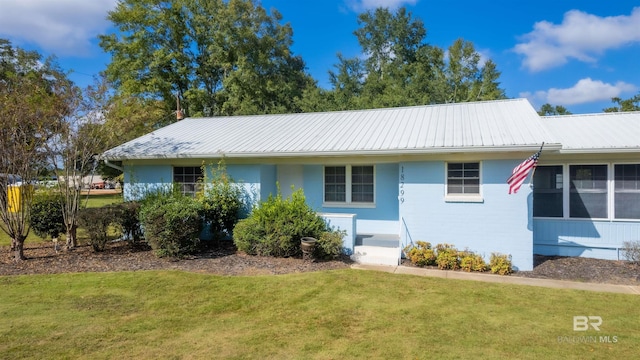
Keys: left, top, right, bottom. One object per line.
{"left": 514, "top": 7, "right": 640, "bottom": 72}
{"left": 347, "top": 0, "right": 418, "bottom": 12}
{"left": 520, "top": 78, "right": 637, "bottom": 106}
{"left": 0, "top": 0, "right": 118, "bottom": 56}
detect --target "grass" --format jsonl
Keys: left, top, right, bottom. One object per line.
{"left": 0, "top": 270, "right": 638, "bottom": 359}
{"left": 0, "top": 191, "right": 123, "bottom": 247}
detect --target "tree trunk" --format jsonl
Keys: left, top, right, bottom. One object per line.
{"left": 65, "top": 225, "right": 78, "bottom": 250}
{"left": 13, "top": 236, "right": 25, "bottom": 261}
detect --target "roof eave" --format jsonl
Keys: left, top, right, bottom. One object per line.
{"left": 103, "top": 144, "right": 562, "bottom": 161}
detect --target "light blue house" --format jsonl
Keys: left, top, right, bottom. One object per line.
{"left": 102, "top": 99, "right": 640, "bottom": 271}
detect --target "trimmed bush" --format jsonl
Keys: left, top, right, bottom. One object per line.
{"left": 460, "top": 251, "right": 488, "bottom": 272}
{"left": 315, "top": 230, "right": 346, "bottom": 259}
{"left": 489, "top": 253, "right": 513, "bottom": 275}
{"left": 78, "top": 206, "right": 116, "bottom": 252}
{"left": 29, "top": 192, "right": 65, "bottom": 241}
{"left": 140, "top": 195, "right": 202, "bottom": 257}
{"left": 112, "top": 201, "right": 143, "bottom": 243}
{"left": 233, "top": 188, "right": 328, "bottom": 257}
{"left": 403, "top": 241, "right": 436, "bottom": 267}
{"left": 435, "top": 243, "right": 460, "bottom": 270}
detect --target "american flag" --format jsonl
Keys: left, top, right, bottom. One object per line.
{"left": 507, "top": 151, "right": 540, "bottom": 194}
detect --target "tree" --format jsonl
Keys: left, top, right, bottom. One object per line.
{"left": 46, "top": 77, "right": 113, "bottom": 249}
{"left": 0, "top": 39, "right": 75, "bottom": 260}
{"left": 603, "top": 94, "right": 640, "bottom": 112}
{"left": 538, "top": 103, "right": 572, "bottom": 116}
{"left": 326, "top": 7, "right": 505, "bottom": 110}
{"left": 100, "top": 0, "right": 313, "bottom": 117}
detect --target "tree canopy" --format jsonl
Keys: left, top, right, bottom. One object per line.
{"left": 537, "top": 103, "right": 572, "bottom": 116}
{"left": 100, "top": 0, "right": 314, "bottom": 117}
{"left": 603, "top": 93, "right": 640, "bottom": 112}
{"left": 322, "top": 7, "right": 506, "bottom": 111}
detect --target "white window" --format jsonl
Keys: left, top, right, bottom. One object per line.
{"left": 173, "top": 166, "right": 203, "bottom": 196}
{"left": 445, "top": 162, "right": 482, "bottom": 202}
{"left": 324, "top": 165, "right": 374, "bottom": 205}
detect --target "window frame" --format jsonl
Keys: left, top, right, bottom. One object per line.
{"left": 173, "top": 166, "right": 204, "bottom": 197}
{"left": 445, "top": 161, "right": 483, "bottom": 203}
{"left": 323, "top": 165, "right": 375, "bottom": 207}
{"left": 614, "top": 163, "right": 640, "bottom": 220}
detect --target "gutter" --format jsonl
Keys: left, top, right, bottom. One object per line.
{"left": 103, "top": 144, "right": 564, "bottom": 161}
{"left": 103, "top": 158, "right": 124, "bottom": 172}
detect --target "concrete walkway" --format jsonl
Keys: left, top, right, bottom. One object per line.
{"left": 351, "top": 264, "right": 640, "bottom": 295}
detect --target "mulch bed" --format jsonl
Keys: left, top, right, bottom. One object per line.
{"left": 2, "top": 242, "right": 640, "bottom": 286}
{"left": 0, "top": 241, "right": 352, "bottom": 277}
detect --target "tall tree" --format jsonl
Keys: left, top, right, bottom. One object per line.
{"left": 603, "top": 93, "right": 640, "bottom": 112}
{"left": 0, "top": 39, "right": 76, "bottom": 260}
{"left": 537, "top": 103, "right": 572, "bottom": 116}
{"left": 326, "top": 7, "right": 506, "bottom": 110}
{"left": 100, "top": 0, "right": 313, "bottom": 117}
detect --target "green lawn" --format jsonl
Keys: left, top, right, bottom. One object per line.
{"left": 0, "top": 270, "right": 638, "bottom": 359}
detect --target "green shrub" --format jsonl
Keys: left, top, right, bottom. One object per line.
{"left": 459, "top": 251, "right": 487, "bottom": 272}
{"left": 489, "top": 253, "right": 513, "bottom": 275}
{"left": 29, "top": 192, "right": 65, "bottom": 240}
{"left": 112, "top": 201, "right": 142, "bottom": 243}
{"left": 78, "top": 206, "right": 117, "bottom": 252}
{"left": 233, "top": 217, "right": 263, "bottom": 255}
{"left": 403, "top": 241, "right": 436, "bottom": 267}
{"left": 140, "top": 195, "right": 202, "bottom": 257}
{"left": 233, "top": 188, "right": 328, "bottom": 257}
{"left": 435, "top": 243, "right": 459, "bottom": 270}
{"left": 200, "top": 162, "right": 244, "bottom": 241}
{"left": 315, "top": 230, "right": 346, "bottom": 259}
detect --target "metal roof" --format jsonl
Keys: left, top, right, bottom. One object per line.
{"left": 103, "top": 98, "right": 559, "bottom": 160}
{"left": 542, "top": 112, "right": 640, "bottom": 153}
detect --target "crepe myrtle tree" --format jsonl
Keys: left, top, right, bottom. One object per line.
{"left": 0, "top": 39, "right": 76, "bottom": 260}
{"left": 46, "top": 77, "right": 112, "bottom": 250}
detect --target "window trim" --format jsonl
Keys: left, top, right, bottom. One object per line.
{"left": 323, "top": 165, "right": 376, "bottom": 208}
{"left": 444, "top": 161, "right": 483, "bottom": 203}
{"left": 173, "top": 166, "right": 204, "bottom": 197}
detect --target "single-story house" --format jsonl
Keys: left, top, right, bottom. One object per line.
{"left": 102, "top": 98, "right": 640, "bottom": 271}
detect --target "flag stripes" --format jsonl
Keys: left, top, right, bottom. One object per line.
{"left": 507, "top": 151, "right": 540, "bottom": 194}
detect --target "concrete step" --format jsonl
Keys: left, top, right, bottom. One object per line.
{"left": 351, "top": 245, "right": 400, "bottom": 266}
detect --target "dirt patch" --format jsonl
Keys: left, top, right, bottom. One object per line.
{"left": 2, "top": 243, "right": 640, "bottom": 286}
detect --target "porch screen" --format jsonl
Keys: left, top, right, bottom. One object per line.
{"left": 533, "top": 165, "right": 563, "bottom": 217}
{"left": 569, "top": 165, "right": 607, "bottom": 218}
{"left": 615, "top": 164, "right": 640, "bottom": 219}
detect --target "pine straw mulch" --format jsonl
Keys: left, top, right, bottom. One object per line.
{"left": 2, "top": 242, "right": 640, "bottom": 286}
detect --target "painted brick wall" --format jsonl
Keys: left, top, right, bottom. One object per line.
{"left": 303, "top": 163, "right": 399, "bottom": 234}
{"left": 399, "top": 160, "right": 534, "bottom": 271}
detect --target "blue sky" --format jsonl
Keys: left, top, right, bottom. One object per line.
{"left": 0, "top": 0, "right": 638, "bottom": 114}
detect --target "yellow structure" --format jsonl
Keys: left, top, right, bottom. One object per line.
{"left": 7, "top": 185, "right": 32, "bottom": 213}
